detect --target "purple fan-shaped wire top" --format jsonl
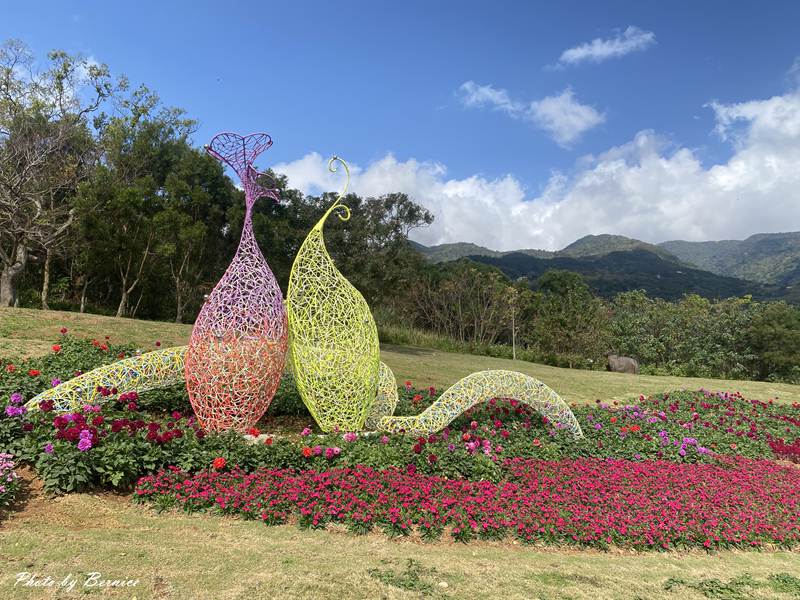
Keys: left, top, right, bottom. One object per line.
{"left": 185, "top": 132, "right": 288, "bottom": 433}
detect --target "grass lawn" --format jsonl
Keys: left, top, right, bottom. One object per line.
{"left": 1, "top": 474, "right": 799, "bottom": 600}
{"left": 2, "top": 307, "right": 800, "bottom": 404}
{"left": 1, "top": 307, "right": 799, "bottom": 599}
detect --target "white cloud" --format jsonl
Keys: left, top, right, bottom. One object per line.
{"left": 528, "top": 89, "right": 606, "bottom": 146}
{"left": 458, "top": 81, "right": 520, "bottom": 113}
{"left": 558, "top": 26, "right": 656, "bottom": 66}
{"left": 456, "top": 82, "right": 604, "bottom": 147}
{"left": 274, "top": 90, "right": 800, "bottom": 252}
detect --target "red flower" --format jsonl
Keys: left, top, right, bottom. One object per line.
{"left": 212, "top": 457, "right": 226, "bottom": 470}
{"left": 532, "top": 438, "right": 542, "bottom": 447}
{"left": 412, "top": 394, "right": 423, "bottom": 404}
{"left": 247, "top": 427, "right": 260, "bottom": 436}
{"left": 117, "top": 353, "right": 125, "bottom": 359}
{"left": 730, "top": 443, "right": 737, "bottom": 450}
{"left": 28, "top": 369, "right": 41, "bottom": 377}
{"left": 60, "top": 327, "right": 68, "bottom": 334}
{"left": 302, "top": 446, "right": 313, "bottom": 458}
{"left": 100, "top": 344, "right": 109, "bottom": 351}
{"left": 5, "top": 364, "right": 15, "bottom": 373}
{"left": 610, "top": 417, "right": 618, "bottom": 423}
{"left": 630, "top": 425, "right": 641, "bottom": 433}
{"left": 264, "top": 437, "right": 273, "bottom": 446}
{"left": 51, "top": 344, "right": 61, "bottom": 353}
{"left": 155, "top": 341, "right": 162, "bottom": 347}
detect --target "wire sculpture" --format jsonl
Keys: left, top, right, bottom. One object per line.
{"left": 25, "top": 347, "right": 187, "bottom": 412}
{"left": 286, "top": 157, "right": 380, "bottom": 432}
{"left": 24, "top": 149, "right": 583, "bottom": 445}
{"left": 364, "top": 361, "right": 399, "bottom": 430}
{"left": 377, "top": 369, "right": 583, "bottom": 438}
{"left": 183, "top": 132, "right": 288, "bottom": 432}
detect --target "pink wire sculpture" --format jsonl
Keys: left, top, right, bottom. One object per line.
{"left": 184, "top": 132, "right": 288, "bottom": 432}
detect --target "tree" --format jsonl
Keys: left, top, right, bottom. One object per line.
{"left": 74, "top": 87, "right": 196, "bottom": 317}
{"left": 406, "top": 260, "right": 517, "bottom": 345}
{"left": 525, "top": 270, "right": 611, "bottom": 367}
{"left": 0, "top": 40, "right": 114, "bottom": 306}
{"left": 153, "top": 148, "right": 237, "bottom": 322}
{"left": 746, "top": 302, "right": 800, "bottom": 382}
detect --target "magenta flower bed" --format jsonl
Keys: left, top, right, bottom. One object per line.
{"left": 135, "top": 457, "right": 800, "bottom": 549}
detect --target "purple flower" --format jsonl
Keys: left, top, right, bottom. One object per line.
{"left": 447, "top": 443, "right": 456, "bottom": 452}
{"left": 380, "top": 435, "right": 389, "bottom": 444}
{"left": 312, "top": 445, "right": 323, "bottom": 456}
{"left": 77, "top": 437, "right": 92, "bottom": 451}
{"left": 332, "top": 446, "right": 341, "bottom": 456}
{"left": 44, "top": 443, "right": 54, "bottom": 454}
{"left": 300, "top": 427, "right": 312, "bottom": 437}
{"left": 4, "top": 405, "right": 25, "bottom": 417}
{"left": 594, "top": 423, "right": 602, "bottom": 430}
{"left": 9, "top": 392, "right": 23, "bottom": 405}
{"left": 343, "top": 432, "right": 358, "bottom": 443}
{"left": 51, "top": 378, "right": 61, "bottom": 387}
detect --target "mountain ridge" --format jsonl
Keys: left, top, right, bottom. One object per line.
{"left": 411, "top": 231, "right": 800, "bottom": 302}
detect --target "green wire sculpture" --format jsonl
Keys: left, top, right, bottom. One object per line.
{"left": 285, "top": 157, "right": 381, "bottom": 432}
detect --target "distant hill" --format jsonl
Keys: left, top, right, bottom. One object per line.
{"left": 414, "top": 233, "right": 677, "bottom": 264}
{"left": 659, "top": 232, "right": 800, "bottom": 286}
{"left": 470, "top": 249, "right": 779, "bottom": 301}
{"left": 412, "top": 241, "right": 552, "bottom": 263}
{"left": 411, "top": 232, "right": 800, "bottom": 301}
{"left": 561, "top": 234, "right": 680, "bottom": 262}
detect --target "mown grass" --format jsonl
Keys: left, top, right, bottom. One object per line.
{"left": 3, "top": 307, "right": 799, "bottom": 404}
{"left": 1, "top": 488, "right": 799, "bottom": 600}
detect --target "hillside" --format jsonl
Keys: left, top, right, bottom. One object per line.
{"left": 413, "top": 232, "right": 796, "bottom": 301}
{"left": 413, "top": 233, "right": 678, "bottom": 264}
{"left": 413, "top": 241, "right": 552, "bottom": 263}
{"left": 660, "top": 231, "right": 800, "bottom": 286}
{"left": 560, "top": 234, "right": 680, "bottom": 262}
{"left": 3, "top": 307, "right": 800, "bottom": 403}
{"left": 470, "top": 249, "right": 777, "bottom": 301}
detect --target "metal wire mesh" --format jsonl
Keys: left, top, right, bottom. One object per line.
{"left": 377, "top": 369, "right": 584, "bottom": 438}
{"left": 25, "top": 347, "right": 187, "bottom": 412}
{"left": 286, "top": 157, "right": 381, "bottom": 432}
{"left": 183, "top": 132, "right": 288, "bottom": 432}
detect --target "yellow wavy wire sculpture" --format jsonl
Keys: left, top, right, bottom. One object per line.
{"left": 377, "top": 369, "right": 583, "bottom": 438}
{"left": 25, "top": 347, "right": 187, "bottom": 412}
{"left": 286, "top": 157, "right": 381, "bottom": 432}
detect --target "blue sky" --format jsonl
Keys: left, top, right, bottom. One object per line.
{"left": 3, "top": 1, "right": 800, "bottom": 250}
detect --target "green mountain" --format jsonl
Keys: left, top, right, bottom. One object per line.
{"left": 659, "top": 232, "right": 800, "bottom": 286}
{"left": 414, "top": 233, "right": 675, "bottom": 264}
{"left": 470, "top": 249, "right": 779, "bottom": 301}
{"left": 411, "top": 232, "right": 800, "bottom": 301}
{"left": 562, "top": 234, "right": 680, "bottom": 262}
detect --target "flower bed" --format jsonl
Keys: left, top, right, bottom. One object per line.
{"left": 0, "top": 452, "right": 20, "bottom": 514}
{"left": 134, "top": 457, "right": 800, "bottom": 550}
